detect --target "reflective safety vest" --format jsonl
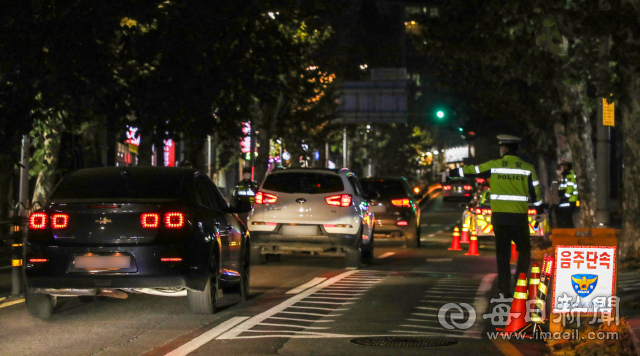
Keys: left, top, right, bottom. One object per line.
{"left": 558, "top": 169, "right": 578, "bottom": 205}
{"left": 234, "top": 181, "right": 257, "bottom": 204}
{"left": 451, "top": 155, "right": 542, "bottom": 214}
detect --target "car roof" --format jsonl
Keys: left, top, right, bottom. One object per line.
{"left": 268, "top": 167, "right": 345, "bottom": 175}
{"left": 65, "top": 166, "right": 197, "bottom": 179}
{"left": 359, "top": 176, "right": 407, "bottom": 181}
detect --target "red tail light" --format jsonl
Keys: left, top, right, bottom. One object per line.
{"left": 463, "top": 185, "right": 472, "bottom": 191}
{"left": 325, "top": 194, "right": 352, "bottom": 207}
{"left": 29, "top": 213, "right": 48, "bottom": 230}
{"left": 528, "top": 209, "right": 537, "bottom": 215}
{"left": 443, "top": 185, "right": 452, "bottom": 191}
{"left": 255, "top": 191, "right": 278, "bottom": 204}
{"left": 391, "top": 199, "right": 411, "bottom": 207}
{"left": 29, "top": 258, "right": 48, "bottom": 263}
{"left": 475, "top": 208, "right": 491, "bottom": 215}
{"left": 160, "top": 257, "right": 182, "bottom": 262}
{"left": 51, "top": 214, "right": 69, "bottom": 229}
{"left": 397, "top": 221, "right": 409, "bottom": 226}
{"left": 141, "top": 213, "right": 160, "bottom": 228}
{"left": 164, "top": 212, "right": 185, "bottom": 228}
{"left": 476, "top": 178, "right": 485, "bottom": 184}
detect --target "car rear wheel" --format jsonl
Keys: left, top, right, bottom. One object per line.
{"left": 25, "top": 289, "right": 56, "bottom": 319}
{"left": 250, "top": 246, "right": 265, "bottom": 265}
{"left": 188, "top": 261, "right": 219, "bottom": 314}
{"left": 362, "top": 230, "right": 374, "bottom": 265}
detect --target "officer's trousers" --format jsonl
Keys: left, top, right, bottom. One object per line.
{"left": 556, "top": 204, "right": 576, "bottom": 228}
{"left": 493, "top": 221, "right": 530, "bottom": 296}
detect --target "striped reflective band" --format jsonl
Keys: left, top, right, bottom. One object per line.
{"left": 517, "top": 279, "right": 528, "bottom": 287}
{"left": 535, "top": 298, "right": 545, "bottom": 309}
{"left": 566, "top": 182, "right": 576, "bottom": 187}
{"left": 559, "top": 203, "right": 570, "bottom": 208}
{"left": 491, "top": 168, "right": 531, "bottom": 175}
{"left": 538, "top": 283, "right": 548, "bottom": 294}
{"left": 491, "top": 194, "right": 528, "bottom": 202}
{"left": 531, "top": 267, "right": 541, "bottom": 273}
{"left": 458, "top": 168, "right": 464, "bottom": 177}
{"left": 529, "top": 278, "right": 540, "bottom": 285}
{"left": 475, "top": 166, "right": 481, "bottom": 174}
{"left": 470, "top": 236, "right": 477, "bottom": 240}
{"left": 531, "top": 314, "right": 543, "bottom": 322}
{"left": 573, "top": 191, "right": 579, "bottom": 195}
{"left": 565, "top": 193, "right": 571, "bottom": 198}
{"left": 532, "top": 180, "right": 540, "bottom": 186}
{"left": 534, "top": 200, "right": 543, "bottom": 206}
{"left": 513, "top": 292, "right": 528, "bottom": 300}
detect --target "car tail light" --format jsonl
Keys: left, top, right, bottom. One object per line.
{"left": 391, "top": 199, "right": 411, "bottom": 207}
{"left": 476, "top": 178, "right": 485, "bottom": 184}
{"left": 528, "top": 209, "right": 537, "bottom": 215}
{"left": 51, "top": 214, "right": 69, "bottom": 229}
{"left": 323, "top": 224, "right": 352, "bottom": 228}
{"left": 29, "top": 213, "right": 48, "bottom": 230}
{"left": 28, "top": 258, "right": 48, "bottom": 263}
{"left": 255, "top": 191, "right": 278, "bottom": 204}
{"left": 325, "top": 194, "right": 352, "bottom": 207}
{"left": 160, "top": 257, "right": 182, "bottom": 262}
{"left": 476, "top": 208, "right": 492, "bottom": 215}
{"left": 443, "top": 185, "right": 452, "bottom": 191}
{"left": 463, "top": 185, "right": 472, "bottom": 191}
{"left": 164, "top": 212, "right": 185, "bottom": 228}
{"left": 141, "top": 213, "right": 160, "bottom": 228}
{"left": 397, "top": 221, "right": 409, "bottom": 226}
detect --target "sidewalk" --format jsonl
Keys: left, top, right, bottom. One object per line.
{"left": 617, "top": 271, "right": 640, "bottom": 355}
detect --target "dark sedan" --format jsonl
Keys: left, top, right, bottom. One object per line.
{"left": 25, "top": 167, "right": 251, "bottom": 318}
{"left": 359, "top": 177, "right": 421, "bottom": 248}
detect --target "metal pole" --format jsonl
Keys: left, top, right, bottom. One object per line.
{"left": 13, "top": 135, "right": 30, "bottom": 296}
{"left": 595, "top": 37, "right": 610, "bottom": 226}
{"left": 325, "top": 141, "right": 329, "bottom": 168}
{"left": 207, "top": 135, "right": 212, "bottom": 178}
{"left": 343, "top": 127, "right": 347, "bottom": 168}
{"left": 18, "top": 135, "right": 29, "bottom": 208}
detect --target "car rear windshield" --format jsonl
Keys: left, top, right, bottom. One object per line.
{"left": 50, "top": 168, "right": 185, "bottom": 200}
{"left": 360, "top": 179, "right": 407, "bottom": 198}
{"left": 262, "top": 172, "right": 344, "bottom": 194}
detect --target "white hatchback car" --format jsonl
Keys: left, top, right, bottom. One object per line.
{"left": 247, "top": 168, "right": 376, "bottom": 267}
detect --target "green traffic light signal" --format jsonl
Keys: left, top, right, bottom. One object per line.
{"left": 436, "top": 110, "right": 445, "bottom": 119}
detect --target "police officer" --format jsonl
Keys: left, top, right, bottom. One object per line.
{"left": 443, "top": 135, "right": 543, "bottom": 296}
{"left": 233, "top": 167, "right": 258, "bottom": 206}
{"left": 556, "top": 160, "right": 578, "bottom": 228}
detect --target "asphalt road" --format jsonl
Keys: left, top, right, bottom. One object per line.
{"left": 0, "top": 194, "right": 547, "bottom": 356}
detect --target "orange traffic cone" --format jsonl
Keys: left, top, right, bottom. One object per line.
{"left": 448, "top": 227, "right": 462, "bottom": 251}
{"left": 528, "top": 263, "right": 540, "bottom": 303}
{"left": 465, "top": 229, "right": 479, "bottom": 255}
{"left": 498, "top": 273, "right": 529, "bottom": 334}
{"left": 460, "top": 224, "right": 470, "bottom": 244}
{"left": 510, "top": 241, "right": 519, "bottom": 261}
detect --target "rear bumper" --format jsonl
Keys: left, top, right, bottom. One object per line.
{"left": 25, "top": 242, "right": 211, "bottom": 291}
{"left": 373, "top": 219, "right": 417, "bottom": 237}
{"left": 250, "top": 230, "right": 360, "bottom": 255}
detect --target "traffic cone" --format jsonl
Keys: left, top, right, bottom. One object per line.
{"left": 460, "top": 224, "right": 470, "bottom": 244}
{"left": 465, "top": 228, "right": 479, "bottom": 255}
{"left": 510, "top": 241, "right": 518, "bottom": 261}
{"left": 528, "top": 263, "right": 540, "bottom": 303}
{"left": 498, "top": 273, "right": 529, "bottom": 334}
{"left": 448, "top": 227, "right": 462, "bottom": 251}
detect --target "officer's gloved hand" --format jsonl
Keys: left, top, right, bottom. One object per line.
{"left": 441, "top": 170, "right": 449, "bottom": 184}
{"left": 535, "top": 214, "right": 545, "bottom": 223}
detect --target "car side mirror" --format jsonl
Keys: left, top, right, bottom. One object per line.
{"left": 233, "top": 200, "right": 252, "bottom": 214}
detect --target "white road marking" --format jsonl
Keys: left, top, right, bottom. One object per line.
{"left": 313, "top": 292, "right": 364, "bottom": 296}
{"left": 377, "top": 252, "right": 395, "bottom": 259}
{"left": 256, "top": 323, "right": 330, "bottom": 330}
{"left": 0, "top": 298, "right": 24, "bottom": 309}
{"left": 289, "top": 306, "right": 349, "bottom": 311}
{"left": 286, "top": 278, "right": 327, "bottom": 295}
{"left": 164, "top": 317, "right": 249, "bottom": 356}
{"left": 406, "top": 319, "right": 441, "bottom": 323}
{"left": 279, "top": 311, "right": 342, "bottom": 317}
{"left": 463, "top": 273, "right": 497, "bottom": 338}
{"left": 416, "top": 306, "right": 440, "bottom": 311}
{"left": 217, "top": 270, "right": 360, "bottom": 339}
{"left": 304, "top": 296, "right": 360, "bottom": 300}
{"left": 268, "top": 317, "right": 335, "bottom": 323}
{"left": 428, "top": 234, "right": 435, "bottom": 237}
{"left": 295, "top": 301, "right": 354, "bottom": 305}
{"left": 412, "top": 312, "right": 438, "bottom": 317}
{"left": 321, "top": 288, "right": 369, "bottom": 291}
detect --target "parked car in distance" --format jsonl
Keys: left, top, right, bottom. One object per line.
{"left": 443, "top": 178, "right": 475, "bottom": 202}
{"left": 247, "top": 168, "right": 375, "bottom": 267}
{"left": 358, "top": 177, "right": 421, "bottom": 248}
{"left": 25, "top": 167, "right": 251, "bottom": 318}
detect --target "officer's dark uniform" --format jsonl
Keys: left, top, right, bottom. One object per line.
{"left": 447, "top": 135, "right": 543, "bottom": 295}
{"left": 233, "top": 169, "right": 257, "bottom": 206}
{"left": 556, "top": 164, "right": 578, "bottom": 228}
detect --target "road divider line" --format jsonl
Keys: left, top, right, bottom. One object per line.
{"left": 217, "top": 270, "right": 359, "bottom": 339}
{"left": 286, "top": 278, "right": 327, "bottom": 295}
{"left": 256, "top": 323, "right": 330, "bottom": 330}
{"left": 164, "top": 316, "right": 248, "bottom": 356}
{"left": 0, "top": 298, "right": 24, "bottom": 309}
{"left": 377, "top": 252, "right": 395, "bottom": 259}
{"left": 268, "top": 316, "right": 335, "bottom": 323}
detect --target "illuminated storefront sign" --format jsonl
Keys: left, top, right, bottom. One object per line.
{"left": 126, "top": 126, "right": 141, "bottom": 154}
{"left": 445, "top": 146, "right": 469, "bottom": 163}
{"left": 240, "top": 122, "right": 251, "bottom": 154}
{"left": 164, "top": 139, "right": 175, "bottom": 167}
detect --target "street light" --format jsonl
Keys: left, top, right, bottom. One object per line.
{"left": 436, "top": 110, "right": 445, "bottom": 119}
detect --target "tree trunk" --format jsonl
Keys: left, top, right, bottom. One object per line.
{"left": 0, "top": 153, "right": 13, "bottom": 219}
{"left": 31, "top": 120, "right": 63, "bottom": 207}
{"left": 619, "top": 69, "right": 640, "bottom": 259}
{"left": 561, "top": 83, "right": 596, "bottom": 228}
{"left": 254, "top": 122, "right": 271, "bottom": 185}
{"left": 537, "top": 155, "right": 549, "bottom": 204}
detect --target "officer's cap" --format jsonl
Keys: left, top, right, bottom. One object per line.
{"left": 497, "top": 134, "right": 522, "bottom": 145}
{"left": 559, "top": 159, "right": 572, "bottom": 165}
{"left": 242, "top": 167, "right": 252, "bottom": 174}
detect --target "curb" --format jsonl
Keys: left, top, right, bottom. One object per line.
{"left": 624, "top": 318, "right": 640, "bottom": 356}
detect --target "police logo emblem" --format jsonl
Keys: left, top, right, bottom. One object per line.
{"left": 571, "top": 274, "right": 598, "bottom": 297}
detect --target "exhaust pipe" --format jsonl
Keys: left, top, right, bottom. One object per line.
{"left": 33, "top": 288, "right": 97, "bottom": 296}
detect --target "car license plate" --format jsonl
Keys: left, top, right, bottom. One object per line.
{"left": 74, "top": 255, "right": 131, "bottom": 269}
{"left": 282, "top": 225, "right": 318, "bottom": 236}
{"left": 370, "top": 206, "right": 386, "bottom": 213}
